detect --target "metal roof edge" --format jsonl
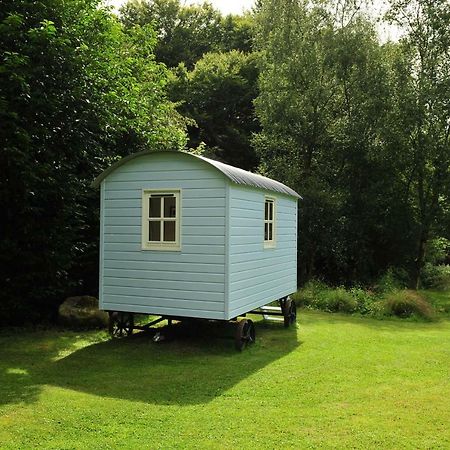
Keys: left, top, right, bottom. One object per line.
{"left": 91, "top": 150, "right": 302, "bottom": 199}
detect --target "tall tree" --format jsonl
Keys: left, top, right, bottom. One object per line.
{"left": 0, "top": 0, "right": 186, "bottom": 324}
{"left": 120, "top": 0, "right": 254, "bottom": 68}
{"left": 170, "top": 50, "right": 259, "bottom": 169}
{"left": 386, "top": 0, "right": 450, "bottom": 287}
{"left": 254, "top": 0, "right": 409, "bottom": 284}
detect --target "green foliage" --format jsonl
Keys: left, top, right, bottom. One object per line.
{"left": 315, "top": 287, "right": 358, "bottom": 313}
{"left": 292, "top": 278, "right": 448, "bottom": 320}
{"left": 253, "top": 0, "right": 450, "bottom": 287}
{"left": 120, "top": 0, "right": 253, "bottom": 68}
{"left": 170, "top": 50, "right": 259, "bottom": 169}
{"left": 421, "top": 264, "right": 450, "bottom": 290}
{"left": 291, "top": 279, "right": 329, "bottom": 308}
{"left": 0, "top": 0, "right": 187, "bottom": 324}
{"left": 374, "top": 267, "right": 409, "bottom": 294}
{"left": 383, "top": 290, "right": 435, "bottom": 320}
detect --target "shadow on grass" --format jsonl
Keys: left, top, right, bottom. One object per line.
{"left": 0, "top": 320, "right": 299, "bottom": 407}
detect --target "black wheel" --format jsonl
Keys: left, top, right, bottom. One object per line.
{"left": 109, "top": 311, "right": 134, "bottom": 338}
{"left": 235, "top": 319, "right": 255, "bottom": 351}
{"left": 283, "top": 297, "right": 297, "bottom": 328}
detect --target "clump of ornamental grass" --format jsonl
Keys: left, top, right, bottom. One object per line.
{"left": 383, "top": 289, "right": 435, "bottom": 320}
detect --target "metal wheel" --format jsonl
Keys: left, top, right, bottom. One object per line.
{"left": 283, "top": 297, "right": 297, "bottom": 328}
{"left": 109, "top": 311, "right": 134, "bottom": 338}
{"left": 235, "top": 319, "right": 255, "bottom": 351}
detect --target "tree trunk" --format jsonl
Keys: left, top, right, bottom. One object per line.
{"left": 410, "top": 230, "right": 428, "bottom": 290}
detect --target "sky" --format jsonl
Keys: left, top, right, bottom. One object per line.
{"left": 107, "top": 0, "right": 402, "bottom": 42}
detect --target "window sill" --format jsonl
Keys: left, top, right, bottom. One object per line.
{"left": 141, "top": 243, "right": 181, "bottom": 251}
{"left": 264, "top": 242, "right": 276, "bottom": 249}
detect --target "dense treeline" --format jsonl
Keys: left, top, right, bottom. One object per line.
{"left": 1, "top": 0, "right": 449, "bottom": 324}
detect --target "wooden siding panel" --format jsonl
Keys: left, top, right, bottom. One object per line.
{"left": 101, "top": 152, "right": 227, "bottom": 319}
{"left": 227, "top": 185, "right": 298, "bottom": 319}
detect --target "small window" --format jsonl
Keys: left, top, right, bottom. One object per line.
{"left": 142, "top": 190, "right": 180, "bottom": 250}
{"left": 264, "top": 197, "right": 275, "bottom": 248}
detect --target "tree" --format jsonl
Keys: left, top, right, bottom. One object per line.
{"left": 386, "top": 0, "right": 450, "bottom": 288}
{"left": 253, "top": 0, "right": 413, "bottom": 284}
{"left": 0, "top": 0, "right": 186, "bottom": 324}
{"left": 170, "top": 50, "right": 259, "bottom": 169}
{"left": 120, "top": 0, "right": 254, "bottom": 68}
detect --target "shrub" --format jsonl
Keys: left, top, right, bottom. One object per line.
{"left": 421, "top": 264, "right": 450, "bottom": 290}
{"left": 374, "top": 268, "right": 408, "bottom": 294}
{"left": 349, "top": 287, "right": 378, "bottom": 315}
{"left": 383, "top": 290, "right": 435, "bottom": 320}
{"left": 292, "top": 279, "right": 328, "bottom": 308}
{"left": 317, "top": 287, "right": 358, "bottom": 313}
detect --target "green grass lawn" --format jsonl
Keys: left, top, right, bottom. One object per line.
{"left": 1, "top": 307, "right": 449, "bottom": 449}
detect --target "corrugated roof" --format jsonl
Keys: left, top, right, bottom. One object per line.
{"left": 92, "top": 150, "right": 301, "bottom": 198}
{"left": 196, "top": 155, "right": 301, "bottom": 198}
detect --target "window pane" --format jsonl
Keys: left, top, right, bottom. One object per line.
{"left": 164, "top": 196, "right": 176, "bottom": 218}
{"left": 269, "top": 202, "right": 273, "bottom": 220}
{"left": 149, "top": 197, "right": 161, "bottom": 218}
{"left": 149, "top": 221, "right": 161, "bottom": 241}
{"left": 269, "top": 223, "right": 273, "bottom": 241}
{"left": 164, "top": 221, "right": 176, "bottom": 242}
{"left": 265, "top": 201, "right": 269, "bottom": 220}
{"left": 264, "top": 223, "right": 268, "bottom": 241}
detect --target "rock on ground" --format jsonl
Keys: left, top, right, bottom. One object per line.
{"left": 58, "top": 296, "right": 108, "bottom": 328}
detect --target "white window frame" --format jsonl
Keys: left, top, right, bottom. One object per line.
{"left": 264, "top": 196, "right": 276, "bottom": 248}
{"left": 142, "top": 189, "right": 181, "bottom": 251}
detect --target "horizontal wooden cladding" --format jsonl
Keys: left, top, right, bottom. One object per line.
{"left": 230, "top": 250, "right": 295, "bottom": 264}
{"left": 228, "top": 286, "right": 296, "bottom": 319}
{"left": 230, "top": 261, "right": 293, "bottom": 284}
{"left": 230, "top": 278, "right": 297, "bottom": 317}
{"left": 104, "top": 197, "right": 226, "bottom": 209}
{"left": 117, "top": 155, "right": 208, "bottom": 172}
{"left": 104, "top": 234, "right": 225, "bottom": 245}
{"left": 104, "top": 216, "right": 225, "bottom": 227}
{"left": 104, "top": 251, "right": 225, "bottom": 265}
{"left": 229, "top": 234, "right": 296, "bottom": 246}
{"left": 107, "top": 169, "right": 219, "bottom": 183}
{"left": 103, "top": 286, "right": 224, "bottom": 304}
{"left": 104, "top": 207, "right": 225, "bottom": 218}
{"left": 104, "top": 276, "right": 224, "bottom": 293}
{"left": 230, "top": 272, "right": 296, "bottom": 301}
{"left": 230, "top": 240, "right": 295, "bottom": 255}
{"left": 104, "top": 259, "right": 224, "bottom": 273}
{"left": 106, "top": 179, "right": 226, "bottom": 191}
{"left": 104, "top": 242, "right": 225, "bottom": 255}
{"left": 104, "top": 268, "right": 224, "bottom": 283}
{"left": 103, "top": 295, "right": 223, "bottom": 312}
{"left": 104, "top": 188, "right": 226, "bottom": 200}
{"left": 104, "top": 225, "right": 225, "bottom": 237}
{"left": 230, "top": 254, "right": 293, "bottom": 273}
{"left": 102, "top": 301, "right": 225, "bottom": 320}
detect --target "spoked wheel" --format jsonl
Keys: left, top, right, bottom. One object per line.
{"left": 283, "top": 297, "right": 297, "bottom": 328}
{"left": 109, "top": 311, "right": 134, "bottom": 338}
{"left": 235, "top": 319, "right": 255, "bottom": 351}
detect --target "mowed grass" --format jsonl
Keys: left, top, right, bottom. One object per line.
{"left": 1, "top": 309, "right": 449, "bottom": 449}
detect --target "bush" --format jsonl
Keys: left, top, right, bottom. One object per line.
{"left": 374, "top": 268, "right": 408, "bottom": 294}
{"left": 293, "top": 281, "right": 359, "bottom": 313}
{"left": 349, "top": 287, "right": 378, "bottom": 315}
{"left": 291, "top": 279, "right": 328, "bottom": 308}
{"left": 316, "top": 287, "right": 358, "bottom": 313}
{"left": 421, "top": 264, "right": 450, "bottom": 290}
{"left": 383, "top": 290, "right": 435, "bottom": 320}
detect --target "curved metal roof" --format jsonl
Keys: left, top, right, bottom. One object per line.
{"left": 92, "top": 150, "right": 301, "bottom": 198}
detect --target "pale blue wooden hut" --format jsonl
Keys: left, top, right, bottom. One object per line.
{"left": 93, "top": 150, "right": 300, "bottom": 349}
